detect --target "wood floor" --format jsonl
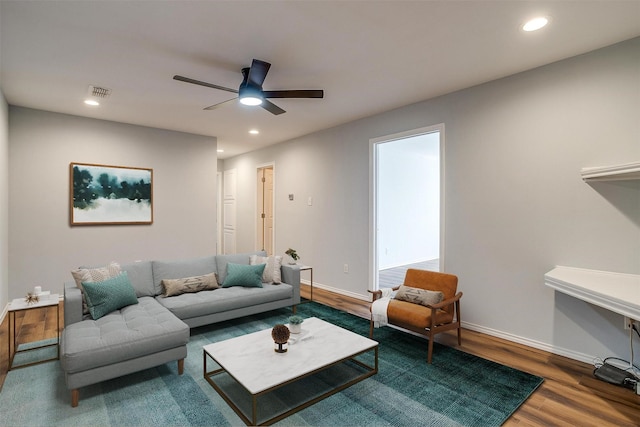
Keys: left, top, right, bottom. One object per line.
{"left": 379, "top": 259, "right": 440, "bottom": 289}
{"left": 1, "top": 287, "right": 639, "bottom": 426}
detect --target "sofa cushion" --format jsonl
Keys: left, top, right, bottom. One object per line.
{"left": 250, "top": 254, "right": 282, "bottom": 284}
{"left": 215, "top": 251, "right": 266, "bottom": 284}
{"left": 60, "top": 297, "right": 189, "bottom": 374}
{"left": 222, "top": 263, "right": 265, "bottom": 288}
{"left": 152, "top": 256, "right": 217, "bottom": 296}
{"left": 120, "top": 261, "right": 155, "bottom": 297}
{"left": 82, "top": 272, "right": 139, "bottom": 320}
{"left": 156, "top": 283, "right": 293, "bottom": 321}
{"left": 161, "top": 272, "right": 219, "bottom": 297}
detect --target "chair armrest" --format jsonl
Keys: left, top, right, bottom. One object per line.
{"left": 368, "top": 286, "right": 401, "bottom": 301}
{"left": 426, "top": 291, "right": 463, "bottom": 310}
{"left": 64, "top": 281, "right": 84, "bottom": 326}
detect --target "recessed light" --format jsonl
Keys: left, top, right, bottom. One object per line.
{"left": 217, "top": 149, "right": 224, "bottom": 153}
{"left": 522, "top": 16, "right": 549, "bottom": 32}
{"left": 84, "top": 99, "right": 100, "bottom": 106}
{"left": 249, "top": 129, "right": 259, "bottom": 135}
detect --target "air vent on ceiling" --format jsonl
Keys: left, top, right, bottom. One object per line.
{"left": 89, "top": 85, "right": 112, "bottom": 98}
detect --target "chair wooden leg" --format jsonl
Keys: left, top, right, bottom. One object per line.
{"left": 456, "top": 300, "right": 462, "bottom": 345}
{"left": 71, "top": 389, "right": 79, "bottom": 407}
{"left": 427, "top": 336, "right": 434, "bottom": 364}
{"left": 369, "top": 319, "right": 374, "bottom": 338}
{"left": 292, "top": 305, "right": 297, "bottom": 314}
{"left": 177, "top": 358, "right": 184, "bottom": 375}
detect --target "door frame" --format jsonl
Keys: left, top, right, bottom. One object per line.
{"left": 369, "top": 123, "right": 445, "bottom": 291}
{"left": 217, "top": 171, "right": 222, "bottom": 254}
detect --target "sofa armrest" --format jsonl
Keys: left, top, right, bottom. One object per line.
{"left": 281, "top": 264, "right": 301, "bottom": 304}
{"left": 64, "top": 281, "right": 84, "bottom": 326}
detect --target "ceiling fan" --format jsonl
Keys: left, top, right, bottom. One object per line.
{"left": 173, "top": 59, "right": 324, "bottom": 115}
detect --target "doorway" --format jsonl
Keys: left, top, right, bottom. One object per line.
{"left": 257, "top": 165, "right": 275, "bottom": 255}
{"left": 370, "top": 124, "right": 444, "bottom": 290}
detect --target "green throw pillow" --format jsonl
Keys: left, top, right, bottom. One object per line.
{"left": 222, "top": 263, "right": 266, "bottom": 288}
{"left": 82, "top": 271, "right": 138, "bottom": 320}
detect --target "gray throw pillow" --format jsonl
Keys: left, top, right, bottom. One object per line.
{"left": 161, "top": 272, "right": 219, "bottom": 297}
{"left": 394, "top": 285, "right": 444, "bottom": 307}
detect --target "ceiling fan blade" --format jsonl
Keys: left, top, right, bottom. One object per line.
{"left": 260, "top": 99, "right": 286, "bottom": 115}
{"left": 203, "top": 97, "right": 238, "bottom": 110}
{"left": 263, "top": 89, "right": 324, "bottom": 99}
{"left": 247, "top": 59, "right": 271, "bottom": 88}
{"left": 173, "top": 75, "right": 238, "bottom": 94}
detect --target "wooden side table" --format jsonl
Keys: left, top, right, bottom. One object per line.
{"left": 296, "top": 265, "right": 313, "bottom": 302}
{"left": 7, "top": 294, "right": 60, "bottom": 370}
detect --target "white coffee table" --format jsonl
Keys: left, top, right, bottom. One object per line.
{"left": 203, "top": 317, "right": 378, "bottom": 426}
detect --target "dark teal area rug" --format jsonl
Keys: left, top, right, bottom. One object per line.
{"left": 0, "top": 302, "right": 543, "bottom": 426}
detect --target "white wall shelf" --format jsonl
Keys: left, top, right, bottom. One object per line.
{"left": 545, "top": 266, "right": 640, "bottom": 320}
{"left": 581, "top": 161, "right": 640, "bottom": 182}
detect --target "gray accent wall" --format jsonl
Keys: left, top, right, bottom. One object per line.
{"left": 223, "top": 38, "right": 640, "bottom": 363}
{"left": 8, "top": 107, "right": 217, "bottom": 300}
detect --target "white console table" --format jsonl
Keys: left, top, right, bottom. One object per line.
{"left": 545, "top": 266, "right": 640, "bottom": 320}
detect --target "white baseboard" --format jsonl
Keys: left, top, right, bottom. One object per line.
{"left": 0, "top": 302, "right": 7, "bottom": 326}
{"left": 461, "top": 321, "right": 596, "bottom": 365}
{"left": 301, "top": 280, "right": 370, "bottom": 302}
{"left": 301, "top": 281, "right": 597, "bottom": 364}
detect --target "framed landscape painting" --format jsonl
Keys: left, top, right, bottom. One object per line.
{"left": 70, "top": 162, "right": 153, "bottom": 225}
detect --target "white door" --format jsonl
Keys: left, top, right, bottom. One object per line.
{"left": 223, "top": 169, "right": 237, "bottom": 254}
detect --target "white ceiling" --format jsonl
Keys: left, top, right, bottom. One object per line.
{"left": 1, "top": 1, "right": 639, "bottom": 158}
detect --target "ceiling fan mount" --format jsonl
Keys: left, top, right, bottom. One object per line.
{"left": 174, "top": 59, "right": 324, "bottom": 115}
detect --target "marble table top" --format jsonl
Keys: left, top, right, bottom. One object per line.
{"left": 203, "top": 317, "right": 378, "bottom": 394}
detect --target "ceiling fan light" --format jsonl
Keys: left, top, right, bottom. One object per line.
{"left": 239, "top": 96, "right": 263, "bottom": 106}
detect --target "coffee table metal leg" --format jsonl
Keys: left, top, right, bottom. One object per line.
{"left": 204, "top": 345, "right": 378, "bottom": 426}
{"left": 7, "top": 311, "right": 13, "bottom": 371}
{"left": 252, "top": 396, "right": 258, "bottom": 426}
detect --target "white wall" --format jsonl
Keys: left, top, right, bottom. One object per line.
{"left": 223, "top": 38, "right": 640, "bottom": 363}
{"left": 8, "top": 107, "right": 217, "bottom": 299}
{"left": 0, "top": 91, "right": 8, "bottom": 314}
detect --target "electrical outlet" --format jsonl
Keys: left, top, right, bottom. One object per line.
{"left": 624, "top": 316, "right": 635, "bottom": 330}
{"left": 343, "top": 264, "right": 349, "bottom": 273}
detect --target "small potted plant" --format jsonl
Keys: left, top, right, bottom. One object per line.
{"left": 288, "top": 315, "right": 304, "bottom": 334}
{"left": 285, "top": 248, "right": 300, "bottom": 265}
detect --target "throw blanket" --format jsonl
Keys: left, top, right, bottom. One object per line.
{"left": 371, "top": 288, "right": 395, "bottom": 328}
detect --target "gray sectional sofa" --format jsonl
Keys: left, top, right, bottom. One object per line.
{"left": 60, "top": 251, "right": 301, "bottom": 407}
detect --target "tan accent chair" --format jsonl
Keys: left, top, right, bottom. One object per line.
{"left": 369, "top": 269, "right": 462, "bottom": 364}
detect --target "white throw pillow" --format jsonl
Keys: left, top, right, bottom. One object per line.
{"left": 70, "top": 261, "right": 121, "bottom": 314}
{"left": 249, "top": 255, "right": 282, "bottom": 284}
